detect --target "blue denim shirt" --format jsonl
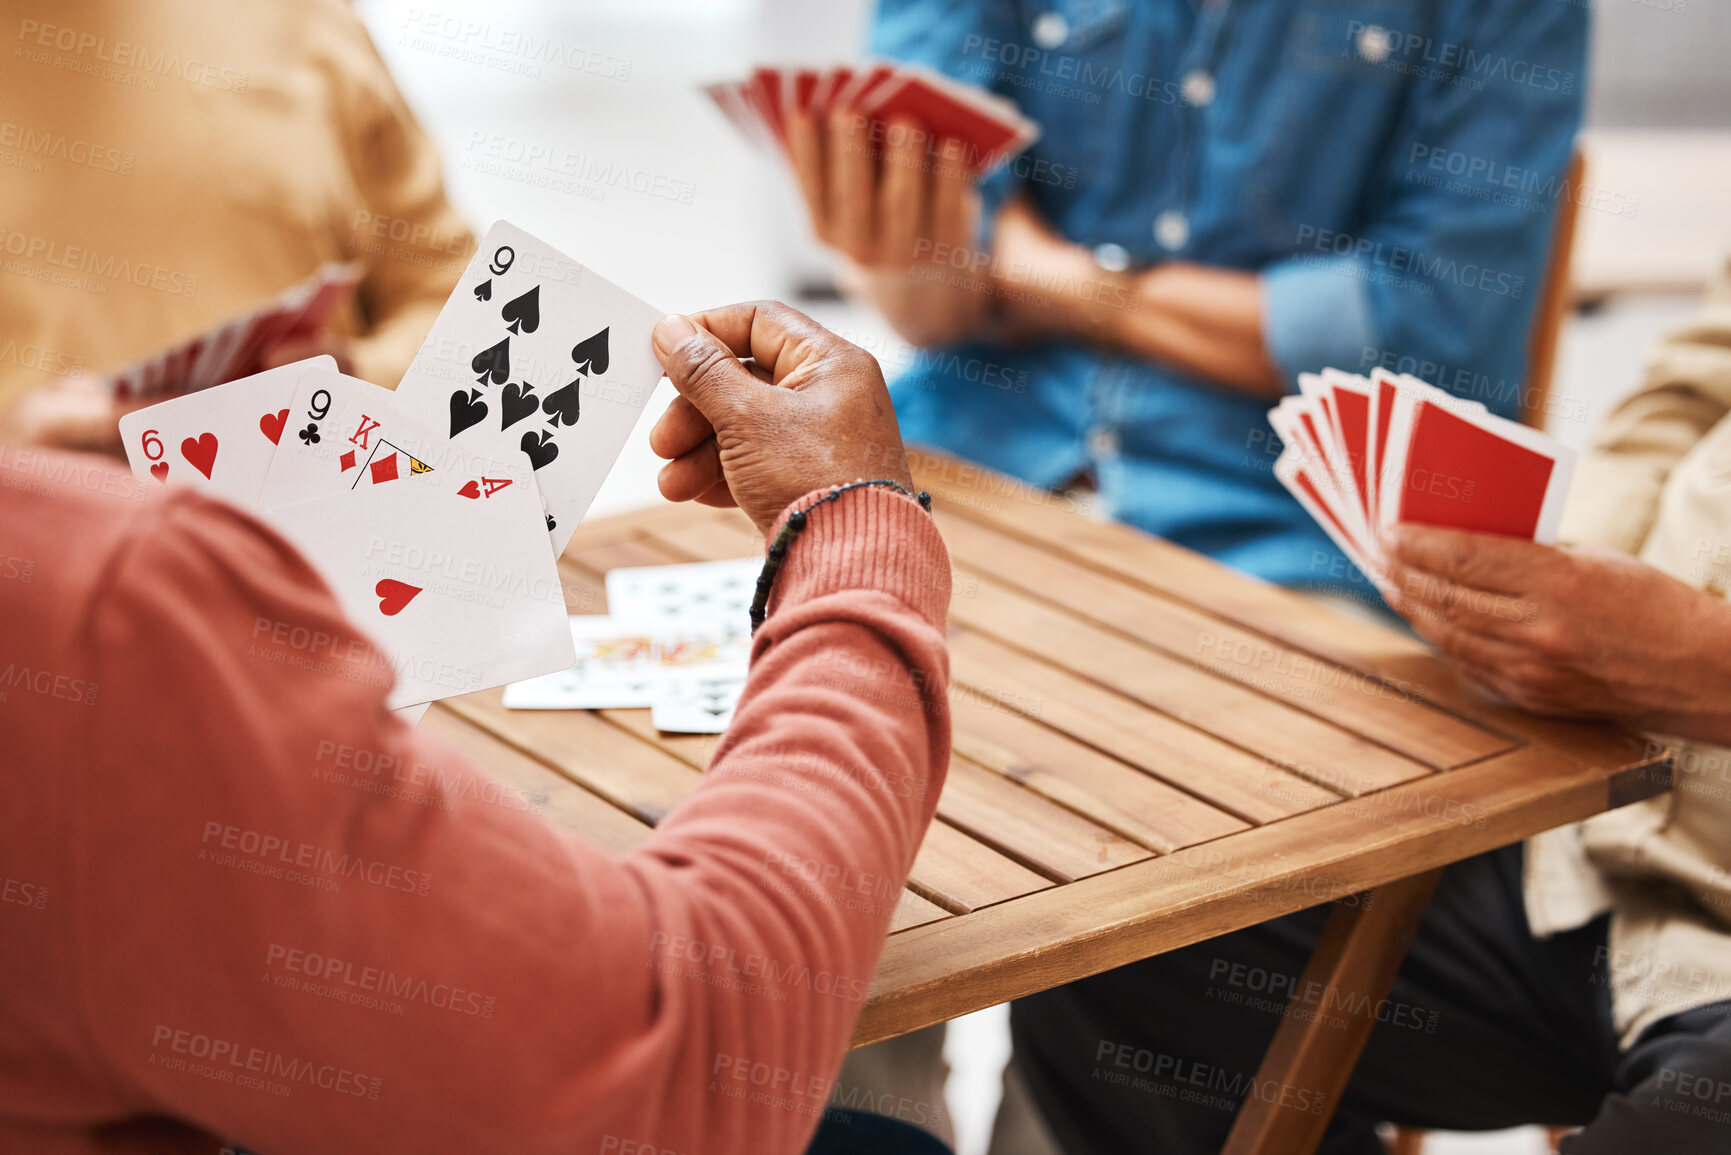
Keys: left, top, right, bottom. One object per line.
{"left": 872, "top": 0, "right": 1585, "bottom": 594}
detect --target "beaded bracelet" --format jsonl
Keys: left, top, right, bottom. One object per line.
{"left": 749, "top": 479, "right": 933, "bottom": 633}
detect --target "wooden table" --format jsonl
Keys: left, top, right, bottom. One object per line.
{"left": 429, "top": 449, "right": 1670, "bottom": 1154}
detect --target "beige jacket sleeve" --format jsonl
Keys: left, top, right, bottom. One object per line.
{"left": 1561, "top": 254, "right": 1731, "bottom": 551}
{"left": 325, "top": 4, "right": 477, "bottom": 388}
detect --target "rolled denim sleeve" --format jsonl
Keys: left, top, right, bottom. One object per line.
{"left": 1263, "top": 253, "right": 1379, "bottom": 390}
{"left": 1261, "top": 0, "right": 1585, "bottom": 413}
{"left": 870, "top": 0, "right": 1025, "bottom": 231}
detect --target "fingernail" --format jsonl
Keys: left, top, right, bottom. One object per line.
{"left": 652, "top": 314, "right": 698, "bottom": 359}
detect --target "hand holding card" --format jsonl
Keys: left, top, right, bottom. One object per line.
{"left": 1268, "top": 368, "right": 1575, "bottom": 593}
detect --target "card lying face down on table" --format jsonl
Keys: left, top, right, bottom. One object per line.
{"left": 118, "top": 221, "right": 671, "bottom": 720}
{"left": 1269, "top": 367, "right": 1577, "bottom": 597}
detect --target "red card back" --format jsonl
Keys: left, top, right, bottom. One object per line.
{"left": 1332, "top": 387, "right": 1370, "bottom": 517}
{"left": 860, "top": 73, "right": 1024, "bottom": 170}
{"left": 1395, "top": 404, "right": 1555, "bottom": 538}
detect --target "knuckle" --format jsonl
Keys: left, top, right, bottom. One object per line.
{"left": 675, "top": 339, "right": 736, "bottom": 398}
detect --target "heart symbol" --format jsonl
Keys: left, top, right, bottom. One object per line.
{"left": 473, "top": 278, "right": 492, "bottom": 302}
{"left": 520, "top": 429, "right": 559, "bottom": 471}
{"left": 375, "top": 579, "right": 422, "bottom": 616}
{"left": 501, "top": 285, "right": 541, "bottom": 335}
{"left": 259, "top": 408, "right": 289, "bottom": 445}
{"left": 449, "top": 388, "right": 488, "bottom": 437}
{"left": 570, "top": 327, "right": 610, "bottom": 376}
{"left": 458, "top": 480, "right": 480, "bottom": 499}
{"left": 149, "top": 461, "right": 169, "bottom": 483}
{"left": 501, "top": 381, "right": 539, "bottom": 430}
{"left": 180, "top": 433, "right": 218, "bottom": 479}
{"left": 541, "top": 379, "right": 582, "bottom": 427}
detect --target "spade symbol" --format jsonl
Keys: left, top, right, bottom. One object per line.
{"left": 501, "top": 285, "right": 541, "bottom": 335}
{"left": 570, "top": 327, "right": 610, "bottom": 376}
{"left": 520, "top": 429, "right": 559, "bottom": 471}
{"left": 472, "top": 337, "right": 511, "bottom": 387}
{"left": 501, "top": 381, "right": 539, "bottom": 430}
{"left": 542, "top": 379, "right": 582, "bottom": 427}
{"left": 545, "top": 513, "right": 557, "bottom": 532}
{"left": 449, "top": 388, "right": 488, "bottom": 436}
{"left": 473, "top": 279, "right": 492, "bottom": 302}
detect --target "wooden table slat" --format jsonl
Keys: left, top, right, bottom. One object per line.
{"left": 591, "top": 512, "right": 1358, "bottom": 819}
{"left": 909, "top": 819, "right": 1055, "bottom": 913}
{"left": 889, "top": 890, "right": 954, "bottom": 934}
{"left": 938, "top": 757, "right": 1153, "bottom": 883}
{"left": 949, "top": 580, "right": 1435, "bottom": 797}
{"left": 852, "top": 741, "right": 1666, "bottom": 1046}
{"left": 951, "top": 630, "right": 1345, "bottom": 822}
{"left": 422, "top": 706, "right": 656, "bottom": 855}
{"left": 910, "top": 452, "right": 1661, "bottom": 766}
{"left": 935, "top": 511, "right": 1515, "bottom": 770}
{"left": 441, "top": 689, "right": 702, "bottom": 825}
{"left": 948, "top": 692, "right": 1250, "bottom": 853}
{"left": 527, "top": 464, "right": 1670, "bottom": 1078}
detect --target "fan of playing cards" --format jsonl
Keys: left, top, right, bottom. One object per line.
{"left": 103, "top": 263, "right": 361, "bottom": 403}
{"left": 1270, "top": 368, "right": 1578, "bottom": 596}
{"left": 117, "top": 221, "right": 679, "bottom": 720}
{"left": 705, "top": 62, "right": 1039, "bottom": 174}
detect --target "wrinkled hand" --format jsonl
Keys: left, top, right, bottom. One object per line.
{"left": 786, "top": 109, "right": 989, "bottom": 348}
{"left": 649, "top": 301, "right": 915, "bottom": 536}
{"left": 1386, "top": 524, "right": 1731, "bottom": 739}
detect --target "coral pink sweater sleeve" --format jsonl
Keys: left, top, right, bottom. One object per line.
{"left": 0, "top": 449, "right": 951, "bottom": 1155}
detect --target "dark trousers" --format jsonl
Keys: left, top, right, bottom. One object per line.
{"left": 1008, "top": 845, "right": 1731, "bottom": 1154}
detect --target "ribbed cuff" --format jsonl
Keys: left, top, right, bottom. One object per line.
{"left": 763, "top": 484, "right": 950, "bottom": 630}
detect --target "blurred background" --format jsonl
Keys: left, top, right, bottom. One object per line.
{"left": 350, "top": 1, "right": 1731, "bottom": 1151}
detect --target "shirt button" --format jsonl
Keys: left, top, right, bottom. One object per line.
{"left": 1181, "top": 70, "right": 1216, "bottom": 107}
{"left": 1089, "top": 427, "right": 1120, "bottom": 458}
{"left": 1093, "top": 243, "right": 1131, "bottom": 273}
{"left": 1031, "top": 12, "right": 1069, "bottom": 49}
{"left": 1154, "top": 210, "right": 1190, "bottom": 251}
{"left": 1356, "top": 25, "right": 1391, "bottom": 63}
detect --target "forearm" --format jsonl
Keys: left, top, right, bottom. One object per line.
{"left": 993, "top": 231, "right": 1282, "bottom": 397}
{"left": 86, "top": 486, "right": 951, "bottom": 1155}
{"left": 849, "top": 258, "right": 996, "bottom": 350}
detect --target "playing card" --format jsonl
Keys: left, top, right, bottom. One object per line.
{"left": 855, "top": 65, "right": 1038, "bottom": 173}
{"left": 832, "top": 63, "right": 896, "bottom": 112}
{"left": 256, "top": 368, "right": 526, "bottom": 512}
{"left": 652, "top": 668, "right": 749, "bottom": 735}
{"left": 103, "top": 264, "right": 360, "bottom": 402}
{"left": 748, "top": 67, "right": 789, "bottom": 144}
{"left": 1317, "top": 369, "right": 1375, "bottom": 525}
{"left": 390, "top": 221, "right": 666, "bottom": 556}
{"left": 264, "top": 468, "right": 574, "bottom": 709}
{"left": 501, "top": 616, "right": 660, "bottom": 710}
{"left": 604, "top": 558, "right": 758, "bottom": 733}
{"left": 1274, "top": 447, "right": 1390, "bottom": 595}
{"left": 394, "top": 702, "right": 432, "bottom": 725}
{"left": 1378, "top": 395, "right": 1576, "bottom": 543}
{"left": 1295, "top": 376, "right": 1375, "bottom": 549}
{"left": 117, "top": 358, "right": 337, "bottom": 507}
{"left": 1271, "top": 400, "right": 1382, "bottom": 582}
{"left": 604, "top": 557, "right": 759, "bottom": 641}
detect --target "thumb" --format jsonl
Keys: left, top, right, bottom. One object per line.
{"left": 652, "top": 314, "right": 753, "bottom": 422}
